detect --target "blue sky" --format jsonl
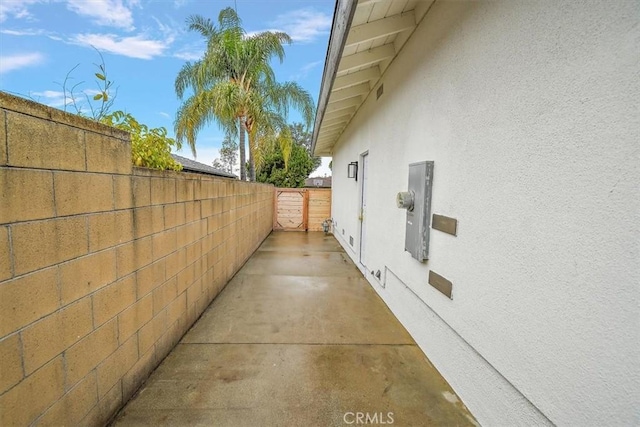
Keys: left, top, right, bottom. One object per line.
{"left": 0, "top": 0, "right": 334, "bottom": 176}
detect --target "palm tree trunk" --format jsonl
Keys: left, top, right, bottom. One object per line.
{"left": 249, "top": 156, "right": 256, "bottom": 182}
{"left": 238, "top": 117, "right": 246, "bottom": 181}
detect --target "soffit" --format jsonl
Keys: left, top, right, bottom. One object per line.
{"left": 313, "top": 0, "right": 433, "bottom": 156}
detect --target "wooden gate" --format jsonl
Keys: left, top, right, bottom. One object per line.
{"left": 273, "top": 188, "right": 332, "bottom": 231}
{"left": 274, "top": 188, "right": 308, "bottom": 231}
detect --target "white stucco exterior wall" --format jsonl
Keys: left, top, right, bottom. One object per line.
{"left": 329, "top": 1, "right": 639, "bottom": 425}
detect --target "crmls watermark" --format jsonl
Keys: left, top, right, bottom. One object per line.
{"left": 343, "top": 412, "right": 395, "bottom": 425}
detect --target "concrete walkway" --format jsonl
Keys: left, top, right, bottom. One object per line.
{"left": 112, "top": 232, "right": 476, "bottom": 426}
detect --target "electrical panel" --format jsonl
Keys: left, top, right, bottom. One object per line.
{"left": 397, "top": 161, "right": 434, "bottom": 262}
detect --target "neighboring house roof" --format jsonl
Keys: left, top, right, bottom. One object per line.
{"left": 312, "top": 0, "right": 429, "bottom": 156}
{"left": 171, "top": 154, "right": 237, "bottom": 179}
{"left": 304, "top": 177, "right": 332, "bottom": 188}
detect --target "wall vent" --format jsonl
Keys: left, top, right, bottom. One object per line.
{"left": 376, "top": 84, "right": 384, "bottom": 99}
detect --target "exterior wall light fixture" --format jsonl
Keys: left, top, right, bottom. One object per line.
{"left": 348, "top": 161, "right": 358, "bottom": 181}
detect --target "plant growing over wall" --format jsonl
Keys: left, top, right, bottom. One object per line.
{"left": 101, "top": 111, "right": 183, "bottom": 171}
{"left": 57, "top": 49, "right": 116, "bottom": 121}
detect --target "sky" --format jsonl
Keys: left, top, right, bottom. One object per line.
{"left": 0, "top": 0, "right": 334, "bottom": 177}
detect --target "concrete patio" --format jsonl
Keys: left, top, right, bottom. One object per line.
{"left": 112, "top": 232, "right": 476, "bottom": 426}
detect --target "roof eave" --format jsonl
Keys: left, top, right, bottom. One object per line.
{"left": 311, "top": 0, "right": 358, "bottom": 157}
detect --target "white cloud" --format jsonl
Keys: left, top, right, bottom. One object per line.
{"left": 0, "top": 52, "right": 44, "bottom": 74}
{"left": 271, "top": 8, "right": 331, "bottom": 43}
{"left": 158, "top": 112, "right": 171, "bottom": 119}
{"left": 29, "top": 88, "right": 108, "bottom": 111}
{"left": 0, "top": 28, "right": 46, "bottom": 36}
{"left": 291, "top": 60, "right": 322, "bottom": 81}
{"left": 70, "top": 33, "right": 169, "bottom": 59}
{"left": 173, "top": 48, "right": 203, "bottom": 61}
{"left": 66, "top": 0, "right": 139, "bottom": 31}
{"left": 0, "top": 0, "right": 43, "bottom": 23}
{"left": 30, "top": 90, "right": 67, "bottom": 107}
{"left": 151, "top": 16, "right": 178, "bottom": 40}
{"left": 173, "top": 0, "right": 189, "bottom": 8}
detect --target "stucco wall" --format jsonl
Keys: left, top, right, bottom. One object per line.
{"left": 330, "top": 1, "right": 639, "bottom": 425}
{"left": 0, "top": 92, "right": 274, "bottom": 425}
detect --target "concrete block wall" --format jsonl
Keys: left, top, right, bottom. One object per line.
{"left": 0, "top": 92, "right": 274, "bottom": 426}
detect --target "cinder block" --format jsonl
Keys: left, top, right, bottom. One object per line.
{"left": 200, "top": 181, "right": 212, "bottom": 200}
{"left": 54, "top": 171, "right": 113, "bottom": 216}
{"left": 213, "top": 199, "right": 223, "bottom": 215}
{"left": 150, "top": 177, "right": 176, "bottom": 205}
{"left": 0, "top": 334, "right": 23, "bottom": 394}
{"left": 219, "top": 182, "right": 228, "bottom": 197}
{"left": 6, "top": 112, "right": 86, "bottom": 171}
{"left": 122, "top": 346, "right": 155, "bottom": 403}
{"left": 21, "top": 298, "right": 93, "bottom": 375}
{"left": 0, "top": 111, "right": 6, "bottom": 165}
{"left": 118, "top": 294, "right": 153, "bottom": 345}
{"left": 185, "top": 241, "right": 202, "bottom": 267}
{"left": 0, "top": 266, "right": 59, "bottom": 337}
{"left": 92, "top": 274, "right": 136, "bottom": 327}
{"left": 35, "top": 370, "right": 98, "bottom": 426}
{"left": 200, "top": 199, "right": 213, "bottom": 219}
{"left": 11, "top": 216, "right": 88, "bottom": 276}
{"left": 60, "top": 249, "right": 117, "bottom": 305}
{"left": 221, "top": 197, "right": 231, "bottom": 213}
{"left": 192, "top": 179, "right": 203, "bottom": 200}
{"left": 176, "top": 224, "right": 189, "bottom": 249}
{"left": 195, "top": 254, "right": 206, "bottom": 277}
{"left": 154, "top": 320, "right": 181, "bottom": 363}
{"left": 0, "top": 356, "right": 64, "bottom": 426}
{"left": 152, "top": 228, "right": 177, "bottom": 261}
{"left": 78, "top": 379, "right": 122, "bottom": 427}
{"left": 167, "top": 291, "right": 187, "bottom": 326}
{"left": 88, "top": 210, "right": 134, "bottom": 252}
{"left": 176, "top": 263, "right": 195, "bottom": 295}
{"left": 115, "top": 237, "right": 152, "bottom": 279}
{"left": 136, "top": 259, "right": 165, "bottom": 298}
{"left": 65, "top": 319, "right": 118, "bottom": 388}
{"left": 163, "top": 203, "right": 185, "bottom": 230}
{"left": 201, "top": 234, "right": 214, "bottom": 255}
{"left": 176, "top": 178, "right": 194, "bottom": 202}
{"left": 0, "top": 226, "right": 10, "bottom": 281}
{"left": 132, "top": 206, "right": 164, "bottom": 239}
{"left": 85, "top": 131, "right": 131, "bottom": 174}
{"left": 132, "top": 176, "right": 151, "bottom": 208}
{"left": 165, "top": 248, "right": 187, "bottom": 279}
{"left": 0, "top": 168, "right": 55, "bottom": 224}
{"left": 113, "top": 175, "right": 133, "bottom": 210}
{"left": 152, "top": 277, "right": 177, "bottom": 315}
{"left": 138, "top": 309, "right": 167, "bottom": 355}
{"left": 186, "top": 279, "right": 203, "bottom": 308}
{"left": 185, "top": 201, "right": 200, "bottom": 222}
{"left": 207, "top": 214, "right": 221, "bottom": 234}
{"left": 96, "top": 334, "right": 138, "bottom": 397}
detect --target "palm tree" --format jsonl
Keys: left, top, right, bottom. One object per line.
{"left": 174, "top": 7, "right": 314, "bottom": 181}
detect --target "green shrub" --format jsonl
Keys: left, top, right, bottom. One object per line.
{"left": 101, "top": 111, "right": 182, "bottom": 171}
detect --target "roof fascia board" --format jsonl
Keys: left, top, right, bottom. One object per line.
{"left": 311, "top": 0, "right": 358, "bottom": 157}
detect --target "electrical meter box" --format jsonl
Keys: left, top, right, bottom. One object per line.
{"left": 397, "top": 161, "right": 434, "bottom": 262}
